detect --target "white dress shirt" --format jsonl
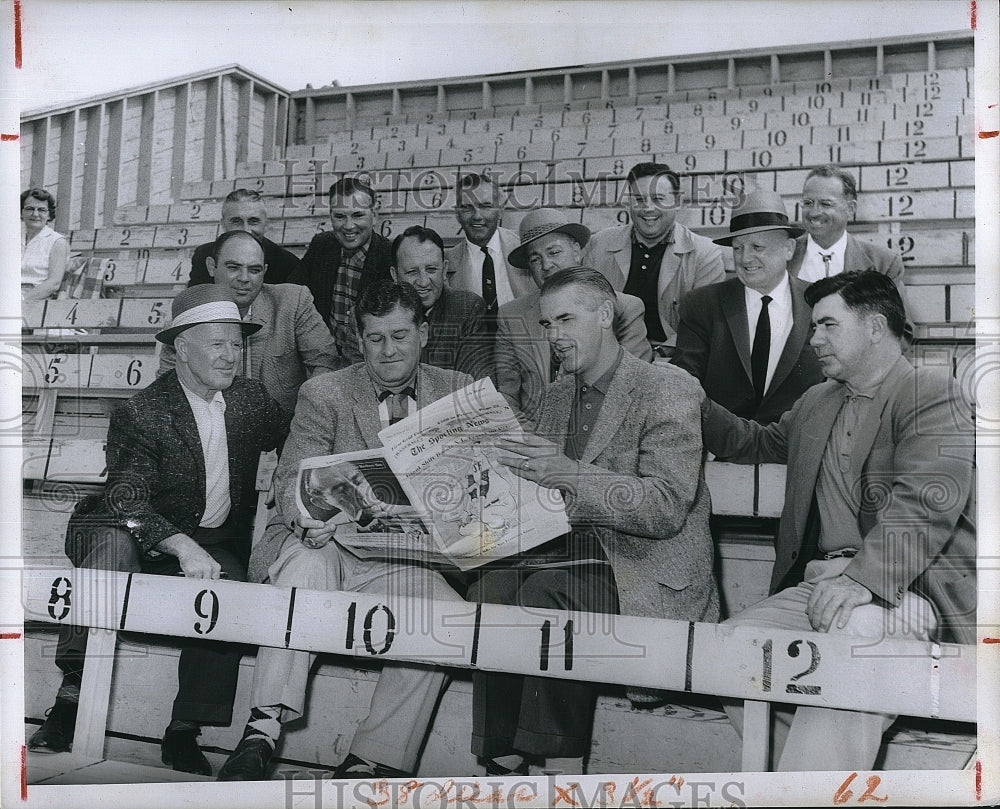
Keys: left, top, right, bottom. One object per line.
{"left": 798, "top": 231, "right": 849, "bottom": 283}
{"left": 745, "top": 272, "right": 794, "bottom": 395}
{"left": 463, "top": 231, "right": 515, "bottom": 307}
{"left": 179, "top": 379, "right": 231, "bottom": 527}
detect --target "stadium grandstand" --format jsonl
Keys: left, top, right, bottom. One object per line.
{"left": 19, "top": 29, "right": 984, "bottom": 795}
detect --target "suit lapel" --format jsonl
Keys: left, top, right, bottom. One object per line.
{"left": 791, "top": 387, "right": 844, "bottom": 537}
{"left": 788, "top": 235, "right": 807, "bottom": 275}
{"left": 848, "top": 359, "right": 910, "bottom": 483}
{"left": 350, "top": 367, "right": 384, "bottom": 446}
{"left": 166, "top": 376, "right": 208, "bottom": 498}
{"left": 607, "top": 228, "right": 631, "bottom": 288}
{"left": 246, "top": 288, "right": 274, "bottom": 379}
{"left": 536, "top": 379, "right": 574, "bottom": 449}
{"left": 721, "top": 280, "right": 753, "bottom": 380}
{"left": 843, "top": 234, "right": 874, "bottom": 273}
{"left": 580, "top": 359, "right": 634, "bottom": 464}
{"left": 763, "top": 276, "right": 811, "bottom": 402}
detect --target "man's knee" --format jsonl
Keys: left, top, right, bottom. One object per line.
{"left": 269, "top": 543, "right": 342, "bottom": 589}
{"left": 66, "top": 520, "right": 141, "bottom": 572}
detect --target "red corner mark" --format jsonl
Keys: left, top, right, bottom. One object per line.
{"left": 21, "top": 744, "right": 27, "bottom": 800}
{"left": 983, "top": 637, "right": 1000, "bottom": 643}
{"left": 978, "top": 131, "right": 1000, "bottom": 139}
{"left": 1, "top": 133, "right": 21, "bottom": 142}
{"left": 976, "top": 759, "right": 982, "bottom": 801}
{"left": 970, "top": 0, "right": 977, "bottom": 30}
{"left": 13, "top": 0, "right": 22, "bottom": 68}
{"left": 0, "top": 632, "right": 22, "bottom": 639}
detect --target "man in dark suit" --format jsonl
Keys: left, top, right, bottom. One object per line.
{"left": 218, "top": 281, "right": 470, "bottom": 782}
{"left": 161, "top": 230, "right": 342, "bottom": 414}
{"left": 473, "top": 268, "right": 718, "bottom": 777}
{"left": 673, "top": 190, "right": 824, "bottom": 424}
{"left": 28, "top": 286, "right": 288, "bottom": 775}
{"left": 188, "top": 188, "right": 300, "bottom": 286}
{"left": 702, "top": 270, "right": 976, "bottom": 772}
{"left": 389, "top": 224, "right": 493, "bottom": 380}
{"left": 287, "top": 176, "right": 393, "bottom": 363}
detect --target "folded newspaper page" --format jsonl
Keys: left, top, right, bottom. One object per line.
{"left": 295, "top": 378, "right": 570, "bottom": 570}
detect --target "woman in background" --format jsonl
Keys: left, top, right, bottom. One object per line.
{"left": 21, "top": 188, "right": 69, "bottom": 301}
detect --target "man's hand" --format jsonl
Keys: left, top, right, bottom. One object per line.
{"left": 159, "top": 533, "right": 223, "bottom": 579}
{"left": 806, "top": 574, "right": 873, "bottom": 632}
{"left": 496, "top": 433, "right": 579, "bottom": 489}
{"left": 295, "top": 515, "right": 340, "bottom": 549}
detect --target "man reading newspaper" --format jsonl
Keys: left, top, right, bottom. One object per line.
{"left": 217, "top": 280, "right": 472, "bottom": 781}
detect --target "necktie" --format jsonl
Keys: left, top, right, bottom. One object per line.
{"left": 549, "top": 343, "right": 562, "bottom": 383}
{"left": 820, "top": 252, "right": 833, "bottom": 277}
{"left": 241, "top": 335, "right": 250, "bottom": 378}
{"left": 379, "top": 386, "right": 416, "bottom": 424}
{"left": 201, "top": 397, "right": 231, "bottom": 527}
{"left": 480, "top": 246, "right": 498, "bottom": 313}
{"left": 750, "top": 295, "right": 772, "bottom": 403}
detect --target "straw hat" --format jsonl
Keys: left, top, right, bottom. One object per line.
{"left": 507, "top": 208, "right": 591, "bottom": 269}
{"left": 156, "top": 285, "right": 262, "bottom": 345}
{"left": 712, "top": 189, "right": 805, "bottom": 246}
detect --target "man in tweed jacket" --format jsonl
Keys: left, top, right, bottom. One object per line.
{"left": 28, "top": 286, "right": 288, "bottom": 775}
{"left": 470, "top": 267, "right": 718, "bottom": 777}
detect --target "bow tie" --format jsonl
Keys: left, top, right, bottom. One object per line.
{"left": 377, "top": 386, "right": 416, "bottom": 403}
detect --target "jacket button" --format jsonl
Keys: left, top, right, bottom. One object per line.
{"left": 791, "top": 551, "right": 798, "bottom": 559}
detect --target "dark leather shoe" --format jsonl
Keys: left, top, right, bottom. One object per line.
{"left": 217, "top": 737, "right": 274, "bottom": 781}
{"left": 27, "top": 702, "right": 77, "bottom": 753}
{"left": 160, "top": 726, "right": 212, "bottom": 776}
{"left": 332, "top": 752, "right": 407, "bottom": 780}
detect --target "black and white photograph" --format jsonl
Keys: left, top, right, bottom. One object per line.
{"left": 2, "top": 1, "right": 998, "bottom": 807}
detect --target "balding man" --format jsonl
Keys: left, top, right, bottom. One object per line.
{"left": 161, "top": 231, "right": 342, "bottom": 415}
{"left": 188, "top": 188, "right": 300, "bottom": 287}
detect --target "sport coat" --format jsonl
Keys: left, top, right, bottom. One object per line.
{"left": 445, "top": 227, "right": 538, "bottom": 301}
{"left": 288, "top": 231, "right": 393, "bottom": 329}
{"left": 159, "top": 284, "right": 343, "bottom": 413}
{"left": 188, "top": 235, "right": 301, "bottom": 287}
{"left": 423, "top": 286, "right": 493, "bottom": 380}
{"left": 583, "top": 222, "right": 726, "bottom": 343}
{"left": 672, "top": 275, "right": 825, "bottom": 424}
{"left": 250, "top": 362, "right": 473, "bottom": 581}
{"left": 495, "top": 290, "right": 653, "bottom": 423}
{"left": 702, "top": 357, "right": 976, "bottom": 644}
{"left": 70, "top": 372, "right": 288, "bottom": 560}
{"left": 534, "top": 352, "right": 719, "bottom": 623}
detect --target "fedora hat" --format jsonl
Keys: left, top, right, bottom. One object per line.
{"left": 507, "top": 208, "right": 591, "bottom": 269}
{"left": 713, "top": 189, "right": 805, "bottom": 246}
{"left": 156, "top": 285, "right": 262, "bottom": 345}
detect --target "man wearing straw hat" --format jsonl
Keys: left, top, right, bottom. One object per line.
{"left": 27, "top": 285, "right": 289, "bottom": 776}
{"left": 672, "top": 189, "right": 825, "bottom": 424}
{"left": 497, "top": 208, "right": 651, "bottom": 422}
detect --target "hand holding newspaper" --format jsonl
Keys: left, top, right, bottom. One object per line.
{"left": 295, "top": 378, "right": 570, "bottom": 570}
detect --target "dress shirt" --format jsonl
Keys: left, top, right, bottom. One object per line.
{"left": 744, "top": 273, "right": 793, "bottom": 395}
{"left": 179, "top": 379, "right": 231, "bottom": 528}
{"left": 565, "top": 348, "right": 624, "bottom": 462}
{"left": 462, "top": 231, "right": 515, "bottom": 307}
{"left": 798, "top": 231, "right": 849, "bottom": 283}
{"left": 623, "top": 230, "right": 673, "bottom": 343}
{"left": 374, "top": 375, "right": 418, "bottom": 428}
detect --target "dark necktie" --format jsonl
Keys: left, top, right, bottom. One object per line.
{"left": 549, "top": 343, "right": 562, "bottom": 383}
{"left": 378, "top": 386, "right": 416, "bottom": 424}
{"left": 820, "top": 252, "right": 833, "bottom": 277}
{"left": 750, "top": 295, "right": 772, "bottom": 403}
{"left": 480, "top": 246, "right": 498, "bottom": 313}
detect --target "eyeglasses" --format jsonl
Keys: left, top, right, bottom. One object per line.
{"left": 23, "top": 205, "right": 50, "bottom": 215}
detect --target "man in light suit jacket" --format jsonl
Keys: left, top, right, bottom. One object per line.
{"left": 583, "top": 162, "right": 726, "bottom": 351}
{"left": 497, "top": 208, "right": 651, "bottom": 422}
{"left": 390, "top": 224, "right": 493, "bottom": 380}
{"left": 790, "top": 165, "right": 907, "bottom": 305}
{"left": 28, "top": 286, "right": 288, "bottom": 775}
{"left": 218, "top": 281, "right": 470, "bottom": 782}
{"left": 471, "top": 268, "right": 718, "bottom": 777}
{"left": 701, "top": 270, "right": 976, "bottom": 772}
{"left": 160, "top": 230, "right": 343, "bottom": 413}
{"left": 673, "top": 190, "right": 824, "bottom": 424}
{"left": 444, "top": 172, "right": 537, "bottom": 314}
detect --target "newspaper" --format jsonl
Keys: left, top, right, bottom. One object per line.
{"left": 295, "top": 378, "right": 570, "bottom": 569}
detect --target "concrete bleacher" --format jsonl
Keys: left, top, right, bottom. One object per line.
{"left": 19, "top": 32, "right": 979, "bottom": 782}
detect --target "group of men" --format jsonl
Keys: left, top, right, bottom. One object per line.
{"left": 28, "top": 159, "right": 976, "bottom": 780}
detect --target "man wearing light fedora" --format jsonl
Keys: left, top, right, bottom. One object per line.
{"left": 28, "top": 285, "right": 289, "bottom": 776}
{"left": 673, "top": 189, "right": 825, "bottom": 425}
{"left": 497, "top": 208, "right": 651, "bottom": 422}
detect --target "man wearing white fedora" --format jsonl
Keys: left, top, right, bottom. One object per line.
{"left": 497, "top": 208, "right": 651, "bottom": 422}
{"left": 672, "top": 189, "right": 825, "bottom": 425}
{"left": 27, "top": 285, "right": 289, "bottom": 776}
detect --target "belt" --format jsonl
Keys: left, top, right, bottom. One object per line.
{"left": 822, "top": 548, "right": 859, "bottom": 560}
